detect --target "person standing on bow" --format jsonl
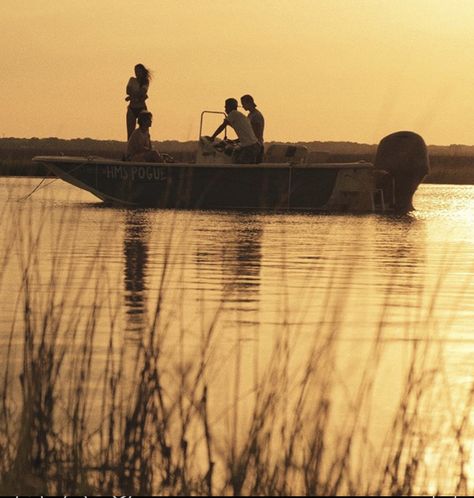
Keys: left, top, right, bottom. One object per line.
{"left": 209, "top": 98, "right": 260, "bottom": 164}
{"left": 241, "top": 94, "right": 265, "bottom": 163}
{"left": 126, "top": 64, "right": 152, "bottom": 139}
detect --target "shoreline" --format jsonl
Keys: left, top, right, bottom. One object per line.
{"left": 1, "top": 138, "right": 474, "bottom": 184}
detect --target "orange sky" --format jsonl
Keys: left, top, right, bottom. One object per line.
{"left": 1, "top": 0, "right": 474, "bottom": 144}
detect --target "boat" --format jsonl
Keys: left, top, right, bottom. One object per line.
{"left": 32, "top": 111, "right": 429, "bottom": 213}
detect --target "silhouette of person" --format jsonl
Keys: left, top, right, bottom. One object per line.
{"left": 126, "top": 63, "right": 152, "bottom": 139}
{"left": 126, "top": 110, "right": 163, "bottom": 162}
{"left": 209, "top": 98, "right": 260, "bottom": 164}
{"left": 241, "top": 94, "right": 265, "bottom": 163}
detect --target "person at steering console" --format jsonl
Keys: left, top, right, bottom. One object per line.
{"left": 209, "top": 98, "right": 260, "bottom": 164}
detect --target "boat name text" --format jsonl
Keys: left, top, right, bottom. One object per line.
{"left": 105, "top": 165, "right": 167, "bottom": 181}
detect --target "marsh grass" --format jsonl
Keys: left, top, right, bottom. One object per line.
{"left": 425, "top": 156, "right": 474, "bottom": 185}
{"left": 0, "top": 199, "right": 473, "bottom": 495}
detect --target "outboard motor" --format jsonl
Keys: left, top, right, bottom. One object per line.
{"left": 374, "top": 131, "right": 429, "bottom": 213}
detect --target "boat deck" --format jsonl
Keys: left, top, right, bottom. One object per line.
{"left": 33, "top": 155, "right": 374, "bottom": 170}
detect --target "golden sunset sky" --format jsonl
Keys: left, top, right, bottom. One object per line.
{"left": 2, "top": 0, "right": 474, "bottom": 144}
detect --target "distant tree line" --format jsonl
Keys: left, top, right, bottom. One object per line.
{"left": 1, "top": 137, "right": 474, "bottom": 183}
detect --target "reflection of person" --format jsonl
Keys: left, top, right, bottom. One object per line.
{"left": 126, "top": 111, "right": 163, "bottom": 162}
{"left": 126, "top": 64, "right": 152, "bottom": 139}
{"left": 210, "top": 98, "right": 260, "bottom": 164}
{"left": 123, "top": 211, "right": 149, "bottom": 336}
{"left": 241, "top": 94, "right": 265, "bottom": 163}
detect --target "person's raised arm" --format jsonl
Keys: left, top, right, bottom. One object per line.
{"left": 210, "top": 119, "right": 228, "bottom": 141}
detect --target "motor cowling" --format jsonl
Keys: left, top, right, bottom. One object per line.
{"left": 374, "top": 131, "right": 429, "bottom": 213}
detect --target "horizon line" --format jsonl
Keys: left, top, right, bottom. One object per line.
{"left": 1, "top": 136, "right": 474, "bottom": 149}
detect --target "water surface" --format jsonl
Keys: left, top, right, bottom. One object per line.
{"left": 1, "top": 178, "right": 474, "bottom": 493}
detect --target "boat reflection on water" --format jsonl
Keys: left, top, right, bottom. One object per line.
{"left": 374, "top": 214, "right": 426, "bottom": 273}
{"left": 194, "top": 213, "right": 263, "bottom": 317}
{"left": 192, "top": 213, "right": 264, "bottom": 398}
{"left": 123, "top": 210, "right": 150, "bottom": 337}
{"left": 373, "top": 214, "right": 427, "bottom": 332}
{"left": 121, "top": 208, "right": 265, "bottom": 343}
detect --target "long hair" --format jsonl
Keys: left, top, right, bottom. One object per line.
{"left": 135, "top": 64, "right": 152, "bottom": 86}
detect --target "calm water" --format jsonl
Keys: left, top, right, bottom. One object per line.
{"left": 1, "top": 177, "right": 474, "bottom": 492}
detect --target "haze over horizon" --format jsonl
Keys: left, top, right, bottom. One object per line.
{"left": 2, "top": 0, "right": 474, "bottom": 145}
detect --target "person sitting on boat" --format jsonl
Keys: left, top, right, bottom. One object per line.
{"left": 209, "top": 98, "right": 260, "bottom": 164}
{"left": 126, "top": 110, "right": 163, "bottom": 163}
{"left": 241, "top": 94, "right": 265, "bottom": 163}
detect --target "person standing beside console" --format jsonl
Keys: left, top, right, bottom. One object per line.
{"left": 241, "top": 94, "right": 265, "bottom": 163}
{"left": 209, "top": 98, "right": 260, "bottom": 164}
